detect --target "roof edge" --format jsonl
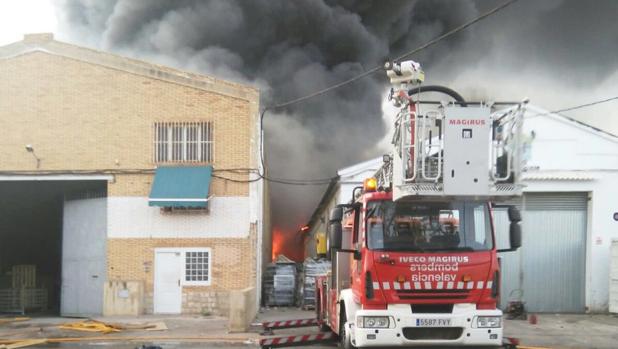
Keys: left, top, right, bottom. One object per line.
{"left": 338, "top": 156, "right": 383, "bottom": 178}
{"left": 0, "top": 34, "right": 259, "bottom": 103}
{"left": 306, "top": 177, "right": 340, "bottom": 229}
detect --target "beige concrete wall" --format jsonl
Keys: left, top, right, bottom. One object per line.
{"left": 228, "top": 287, "right": 257, "bottom": 332}
{"left": 103, "top": 280, "right": 144, "bottom": 316}
{"left": 262, "top": 178, "right": 273, "bottom": 264}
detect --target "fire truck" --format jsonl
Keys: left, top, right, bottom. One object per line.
{"left": 314, "top": 60, "right": 527, "bottom": 348}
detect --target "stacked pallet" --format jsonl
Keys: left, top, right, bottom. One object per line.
{"left": 11, "top": 265, "right": 36, "bottom": 289}
{"left": 263, "top": 256, "right": 298, "bottom": 307}
{"left": 300, "top": 258, "right": 330, "bottom": 309}
{"left": 0, "top": 265, "right": 47, "bottom": 314}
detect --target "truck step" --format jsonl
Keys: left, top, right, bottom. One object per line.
{"left": 260, "top": 318, "right": 318, "bottom": 330}
{"left": 259, "top": 332, "right": 336, "bottom": 348}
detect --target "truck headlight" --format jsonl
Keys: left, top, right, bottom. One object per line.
{"left": 357, "top": 316, "right": 390, "bottom": 328}
{"left": 475, "top": 316, "right": 502, "bottom": 328}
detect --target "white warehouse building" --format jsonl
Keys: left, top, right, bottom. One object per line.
{"left": 304, "top": 105, "right": 618, "bottom": 313}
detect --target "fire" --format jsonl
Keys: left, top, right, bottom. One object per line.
{"left": 272, "top": 229, "right": 284, "bottom": 261}
{"left": 271, "top": 228, "right": 305, "bottom": 262}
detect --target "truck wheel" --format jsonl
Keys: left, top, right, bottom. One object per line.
{"left": 320, "top": 323, "right": 331, "bottom": 332}
{"left": 339, "top": 306, "right": 355, "bottom": 349}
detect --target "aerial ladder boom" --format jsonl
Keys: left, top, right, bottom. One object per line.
{"left": 378, "top": 60, "right": 527, "bottom": 201}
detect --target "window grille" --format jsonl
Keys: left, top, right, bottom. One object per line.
{"left": 185, "top": 250, "right": 210, "bottom": 283}
{"left": 154, "top": 122, "right": 213, "bottom": 163}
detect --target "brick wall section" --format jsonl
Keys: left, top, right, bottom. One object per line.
{"left": 108, "top": 226, "right": 256, "bottom": 315}
{"left": 107, "top": 237, "right": 254, "bottom": 290}
{"left": 0, "top": 51, "right": 258, "bottom": 181}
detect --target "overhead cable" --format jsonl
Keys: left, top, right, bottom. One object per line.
{"left": 257, "top": 0, "right": 520, "bottom": 185}
{"left": 268, "top": 0, "right": 520, "bottom": 110}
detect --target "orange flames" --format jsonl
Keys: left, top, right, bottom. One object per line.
{"left": 272, "top": 229, "right": 284, "bottom": 261}
{"left": 271, "top": 228, "right": 305, "bottom": 262}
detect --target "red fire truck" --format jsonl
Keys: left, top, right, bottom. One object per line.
{"left": 315, "top": 60, "right": 527, "bottom": 347}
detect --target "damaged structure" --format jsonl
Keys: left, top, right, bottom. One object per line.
{"left": 0, "top": 33, "right": 270, "bottom": 316}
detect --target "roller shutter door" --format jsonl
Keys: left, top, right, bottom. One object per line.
{"left": 495, "top": 192, "right": 587, "bottom": 313}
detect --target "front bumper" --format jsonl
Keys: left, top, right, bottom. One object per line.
{"left": 351, "top": 303, "right": 502, "bottom": 347}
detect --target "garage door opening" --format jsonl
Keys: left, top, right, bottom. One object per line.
{"left": 496, "top": 192, "right": 588, "bottom": 313}
{"left": 0, "top": 180, "right": 107, "bottom": 316}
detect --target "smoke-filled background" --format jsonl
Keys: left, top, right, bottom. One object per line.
{"left": 53, "top": 0, "right": 618, "bottom": 261}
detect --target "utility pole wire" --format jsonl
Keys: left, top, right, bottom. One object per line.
{"left": 257, "top": 0, "right": 521, "bottom": 185}
{"left": 393, "top": 0, "right": 519, "bottom": 62}
{"left": 269, "top": 0, "right": 520, "bottom": 110}
{"left": 528, "top": 96, "right": 618, "bottom": 118}
{"left": 549, "top": 96, "right": 618, "bottom": 115}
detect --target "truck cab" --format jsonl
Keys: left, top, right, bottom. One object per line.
{"left": 321, "top": 183, "right": 521, "bottom": 347}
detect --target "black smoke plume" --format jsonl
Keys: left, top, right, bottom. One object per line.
{"left": 55, "top": 0, "right": 618, "bottom": 260}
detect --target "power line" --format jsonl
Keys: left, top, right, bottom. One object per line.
{"left": 550, "top": 96, "right": 618, "bottom": 115}
{"left": 530, "top": 96, "right": 618, "bottom": 118}
{"left": 269, "top": 0, "right": 519, "bottom": 110}
{"left": 257, "top": 0, "right": 520, "bottom": 185}
{"left": 214, "top": 172, "right": 337, "bottom": 185}
{"left": 393, "top": 0, "right": 519, "bottom": 62}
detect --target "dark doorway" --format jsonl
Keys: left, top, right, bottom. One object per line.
{"left": 0, "top": 180, "right": 106, "bottom": 314}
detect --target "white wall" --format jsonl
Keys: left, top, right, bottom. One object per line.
{"left": 610, "top": 240, "right": 618, "bottom": 313}
{"left": 108, "top": 196, "right": 250, "bottom": 238}
{"left": 524, "top": 107, "right": 618, "bottom": 170}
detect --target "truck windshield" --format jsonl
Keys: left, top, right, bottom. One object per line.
{"left": 365, "top": 201, "right": 493, "bottom": 252}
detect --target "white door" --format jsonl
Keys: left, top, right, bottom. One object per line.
{"left": 154, "top": 251, "right": 182, "bottom": 314}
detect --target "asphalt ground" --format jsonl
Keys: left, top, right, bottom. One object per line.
{"left": 2, "top": 308, "right": 618, "bottom": 348}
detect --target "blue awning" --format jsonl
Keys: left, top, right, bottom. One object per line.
{"left": 148, "top": 166, "right": 213, "bottom": 208}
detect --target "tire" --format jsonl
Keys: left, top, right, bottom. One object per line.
{"left": 339, "top": 304, "right": 355, "bottom": 349}
{"left": 319, "top": 323, "right": 331, "bottom": 332}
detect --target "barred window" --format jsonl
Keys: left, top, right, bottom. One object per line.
{"left": 184, "top": 250, "right": 210, "bottom": 284}
{"left": 154, "top": 122, "right": 213, "bottom": 163}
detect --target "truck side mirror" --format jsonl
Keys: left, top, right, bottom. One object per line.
{"left": 330, "top": 207, "right": 343, "bottom": 223}
{"left": 509, "top": 223, "right": 522, "bottom": 250}
{"left": 329, "top": 221, "right": 342, "bottom": 251}
{"left": 508, "top": 206, "right": 521, "bottom": 222}
{"left": 498, "top": 206, "right": 523, "bottom": 253}
{"left": 328, "top": 207, "right": 343, "bottom": 252}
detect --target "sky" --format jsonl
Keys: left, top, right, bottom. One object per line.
{"left": 0, "top": 0, "right": 58, "bottom": 45}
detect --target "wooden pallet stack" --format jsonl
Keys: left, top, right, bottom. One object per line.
{"left": 0, "top": 265, "right": 47, "bottom": 314}
{"left": 11, "top": 265, "right": 36, "bottom": 289}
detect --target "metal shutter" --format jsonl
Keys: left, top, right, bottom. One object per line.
{"left": 497, "top": 192, "right": 588, "bottom": 313}
{"left": 523, "top": 192, "right": 588, "bottom": 211}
